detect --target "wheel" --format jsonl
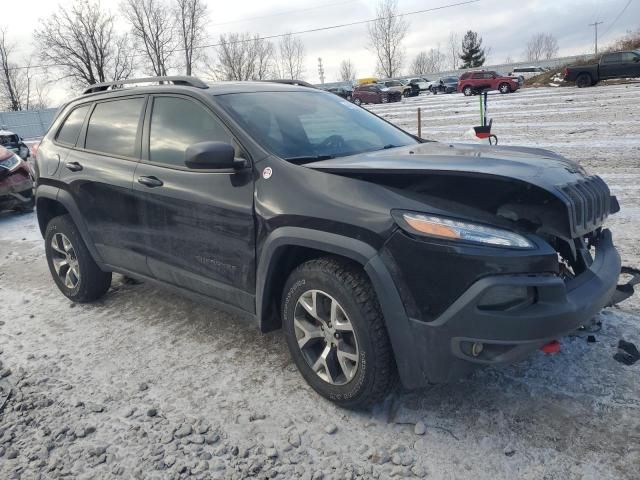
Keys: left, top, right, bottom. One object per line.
{"left": 402, "top": 90, "right": 410, "bottom": 97}
{"left": 381, "top": 95, "right": 389, "bottom": 103}
{"left": 498, "top": 82, "right": 511, "bottom": 94}
{"left": 45, "top": 214, "right": 112, "bottom": 302}
{"left": 353, "top": 97, "right": 362, "bottom": 106}
{"left": 282, "top": 257, "right": 396, "bottom": 408}
{"left": 576, "top": 73, "right": 592, "bottom": 88}
{"left": 463, "top": 85, "right": 473, "bottom": 96}
{"left": 346, "top": 95, "right": 353, "bottom": 102}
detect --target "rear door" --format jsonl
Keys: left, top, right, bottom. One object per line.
{"left": 599, "top": 53, "right": 621, "bottom": 79}
{"left": 133, "top": 94, "right": 255, "bottom": 312}
{"left": 58, "top": 96, "right": 148, "bottom": 274}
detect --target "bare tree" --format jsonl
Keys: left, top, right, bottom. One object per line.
{"left": 526, "top": 33, "right": 558, "bottom": 61}
{"left": 175, "top": 0, "right": 207, "bottom": 76}
{"left": 448, "top": 32, "right": 461, "bottom": 70}
{"left": 276, "top": 33, "right": 305, "bottom": 79}
{"left": 0, "top": 27, "right": 27, "bottom": 110}
{"left": 367, "top": 0, "right": 408, "bottom": 78}
{"left": 542, "top": 34, "right": 559, "bottom": 59}
{"left": 338, "top": 59, "right": 356, "bottom": 82}
{"left": 212, "top": 33, "right": 273, "bottom": 81}
{"left": 410, "top": 48, "right": 445, "bottom": 75}
{"left": 123, "top": 0, "right": 177, "bottom": 76}
{"left": 35, "top": 0, "right": 133, "bottom": 87}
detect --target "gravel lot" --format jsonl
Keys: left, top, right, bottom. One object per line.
{"left": 1, "top": 83, "right": 639, "bottom": 479}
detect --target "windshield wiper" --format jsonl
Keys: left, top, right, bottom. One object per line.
{"left": 382, "top": 144, "right": 399, "bottom": 149}
{"left": 284, "top": 154, "right": 335, "bottom": 164}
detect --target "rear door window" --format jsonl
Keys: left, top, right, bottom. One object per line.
{"left": 85, "top": 98, "right": 144, "bottom": 158}
{"left": 148, "top": 96, "right": 234, "bottom": 167}
{"left": 56, "top": 105, "right": 90, "bottom": 146}
{"left": 602, "top": 53, "right": 621, "bottom": 63}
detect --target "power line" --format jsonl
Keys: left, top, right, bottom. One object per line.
{"left": 601, "top": 0, "right": 633, "bottom": 38}
{"left": 7, "top": 0, "right": 482, "bottom": 72}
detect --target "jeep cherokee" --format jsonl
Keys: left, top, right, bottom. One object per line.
{"left": 35, "top": 76, "right": 621, "bottom": 408}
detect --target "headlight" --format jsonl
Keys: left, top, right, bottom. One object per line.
{"left": 0, "top": 154, "right": 21, "bottom": 171}
{"left": 394, "top": 212, "right": 534, "bottom": 249}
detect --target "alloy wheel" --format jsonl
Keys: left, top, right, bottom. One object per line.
{"left": 50, "top": 233, "right": 81, "bottom": 289}
{"left": 293, "top": 289, "right": 359, "bottom": 385}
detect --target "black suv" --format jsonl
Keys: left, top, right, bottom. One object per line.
{"left": 35, "top": 76, "right": 621, "bottom": 408}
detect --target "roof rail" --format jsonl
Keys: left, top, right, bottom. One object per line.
{"left": 265, "top": 79, "right": 317, "bottom": 89}
{"left": 82, "top": 76, "right": 209, "bottom": 95}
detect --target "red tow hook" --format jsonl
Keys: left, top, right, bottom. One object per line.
{"left": 541, "top": 340, "right": 561, "bottom": 354}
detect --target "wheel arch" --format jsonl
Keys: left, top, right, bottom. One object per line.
{"left": 36, "top": 186, "right": 104, "bottom": 266}
{"left": 256, "top": 227, "right": 423, "bottom": 389}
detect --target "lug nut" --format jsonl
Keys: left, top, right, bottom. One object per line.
{"left": 334, "top": 333, "right": 340, "bottom": 339}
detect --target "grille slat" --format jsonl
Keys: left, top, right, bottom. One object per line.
{"left": 558, "top": 175, "right": 610, "bottom": 237}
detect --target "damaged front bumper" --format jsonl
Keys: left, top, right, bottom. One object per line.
{"left": 0, "top": 173, "right": 34, "bottom": 209}
{"left": 404, "top": 229, "right": 621, "bottom": 385}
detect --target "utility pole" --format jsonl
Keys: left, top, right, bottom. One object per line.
{"left": 588, "top": 21, "right": 604, "bottom": 56}
{"left": 317, "top": 57, "right": 325, "bottom": 84}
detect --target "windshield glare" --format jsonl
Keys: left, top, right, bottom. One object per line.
{"left": 216, "top": 91, "right": 417, "bottom": 161}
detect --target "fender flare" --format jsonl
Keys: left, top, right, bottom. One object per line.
{"left": 256, "top": 227, "right": 423, "bottom": 388}
{"left": 36, "top": 186, "right": 105, "bottom": 266}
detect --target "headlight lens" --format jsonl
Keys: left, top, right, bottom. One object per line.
{"left": 0, "top": 154, "right": 21, "bottom": 171}
{"left": 396, "top": 212, "right": 534, "bottom": 249}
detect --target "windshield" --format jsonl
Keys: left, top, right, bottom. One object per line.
{"left": 216, "top": 91, "right": 418, "bottom": 161}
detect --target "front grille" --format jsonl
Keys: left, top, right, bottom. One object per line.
{"left": 559, "top": 175, "right": 611, "bottom": 237}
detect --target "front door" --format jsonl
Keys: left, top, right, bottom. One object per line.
{"left": 133, "top": 94, "right": 255, "bottom": 313}
{"left": 57, "top": 96, "right": 148, "bottom": 274}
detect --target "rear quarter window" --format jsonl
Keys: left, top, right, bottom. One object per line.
{"left": 56, "top": 105, "right": 90, "bottom": 146}
{"left": 84, "top": 98, "right": 144, "bottom": 158}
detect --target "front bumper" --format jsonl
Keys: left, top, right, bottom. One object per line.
{"left": 0, "top": 171, "right": 34, "bottom": 208}
{"left": 384, "top": 229, "right": 620, "bottom": 387}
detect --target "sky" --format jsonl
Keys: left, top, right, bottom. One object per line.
{"left": 3, "top": 0, "right": 639, "bottom": 105}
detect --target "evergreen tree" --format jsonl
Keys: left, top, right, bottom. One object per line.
{"left": 459, "top": 30, "right": 486, "bottom": 68}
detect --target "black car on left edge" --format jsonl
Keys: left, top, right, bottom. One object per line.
{"left": 34, "top": 76, "right": 622, "bottom": 408}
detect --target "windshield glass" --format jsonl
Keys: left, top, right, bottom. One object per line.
{"left": 216, "top": 91, "right": 417, "bottom": 161}
{"left": 0, "top": 134, "right": 19, "bottom": 149}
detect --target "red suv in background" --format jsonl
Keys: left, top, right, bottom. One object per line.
{"left": 457, "top": 71, "right": 520, "bottom": 96}
{"left": 0, "top": 145, "right": 35, "bottom": 213}
{"left": 352, "top": 84, "right": 402, "bottom": 105}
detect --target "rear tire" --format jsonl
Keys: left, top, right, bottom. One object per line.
{"left": 353, "top": 97, "right": 362, "bottom": 106}
{"left": 282, "top": 257, "right": 396, "bottom": 409}
{"left": 576, "top": 73, "right": 592, "bottom": 88}
{"left": 45, "top": 214, "right": 112, "bottom": 303}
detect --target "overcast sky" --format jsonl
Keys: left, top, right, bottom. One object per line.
{"left": 3, "top": 0, "right": 639, "bottom": 105}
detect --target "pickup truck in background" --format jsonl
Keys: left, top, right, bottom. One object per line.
{"left": 563, "top": 50, "right": 640, "bottom": 87}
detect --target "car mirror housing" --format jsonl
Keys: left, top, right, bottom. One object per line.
{"left": 185, "top": 141, "right": 238, "bottom": 170}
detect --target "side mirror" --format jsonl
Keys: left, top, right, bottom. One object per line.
{"left": 185, "top": 141, "right": 244, "bottom": 170}
{"left": 634, "top": 56, "right": 640, "bottom": 63}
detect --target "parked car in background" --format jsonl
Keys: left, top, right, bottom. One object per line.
{"left": 563, "top": 50, "right": 640, "bottom": 87}
{"left": 325, "top": 86, "right": 354, "bottom": 102}
{"left": 398, "top": 79, "right": 420, "bottom": 97}
{"left": 431, "top": 76, "right": 459, "bottom": 94}
{"left": 406, "top": 77, "right": 430, "bottom": 91}
{"left": 0, "top": 145, "right": 34, "bottom": 213}
{"left": 352, "top": 84, "right": 402, "bottom": 105}
{"left": 0, "top": 128, "right": 31, "bottom": 160}
{"left": 377, "top": 80, "right": 411, "bottom": 97}
{"left": 457, "top": 71, "right": 520, "bottom": 95}
{"left": 509, "top": 66, "right": 546, "bottom": 81}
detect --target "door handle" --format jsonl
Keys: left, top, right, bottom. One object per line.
{"left": 64, "top": 161, "right": 83, "bottom": 172}
{"left": 138, "top": 176, "right": 164, "bottom": 188}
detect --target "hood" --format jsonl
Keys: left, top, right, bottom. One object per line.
{"left": 307, "top": 142, "right": 586, "bottom": 186}
{"left": 306, "top": 142, "right": 615, "bottom": 240}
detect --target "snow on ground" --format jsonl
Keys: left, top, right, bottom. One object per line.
{"left": 1, "top": 84, "right": 639, "bottom": 479}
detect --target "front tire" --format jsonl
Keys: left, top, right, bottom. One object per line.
{"left": 282, "top": 257, "right": 396, "bottom": 409}
{"left": 45, "top": 214, "right": 112, "bottom": 302}
{"left": 463, "top": 85, "right": 473, "bottom": 96}
{"left": 498, "top": 82, "right": 511, "bottom": 94}
{"left": 353, "top": 97, "right": 362, "bottom": 106}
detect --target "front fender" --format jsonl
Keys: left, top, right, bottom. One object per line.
{"left": 256, "top": 227, "right": 425, "bottom": 389}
